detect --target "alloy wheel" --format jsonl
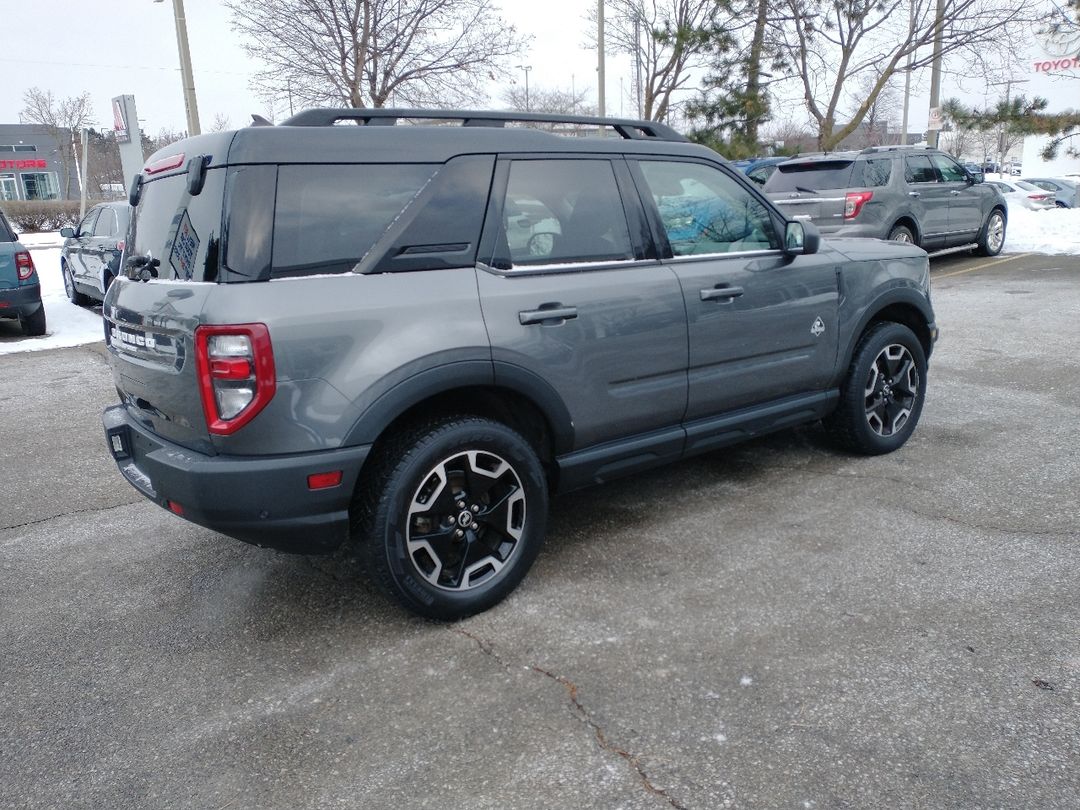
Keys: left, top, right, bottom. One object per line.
{"left": 406, "top": 450, "right": 527, "bottom": 591}
{"left": 864, "top": 343, "right": 920, "bottom": 436}
{"left": 986, "top": 213, "right": 1005, "bottom": 253}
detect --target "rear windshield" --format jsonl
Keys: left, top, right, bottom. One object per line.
{"left": 766, "top": 160, "right": 856, "bottom": 192}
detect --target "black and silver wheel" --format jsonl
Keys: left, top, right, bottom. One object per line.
{"left": 62, "top": 262, "right": 88, "bottom": 306}
{"left": 887, "top": 224, "right": 915, "bottom": 245}
{"left": 824, "top": 322, "right": 927, "bottom": 455}
{"left": 356, "top": 417, "right": 548, "bottom": 619}
{"left": 976, "top": 209, "right": 1006, "bottom": 256}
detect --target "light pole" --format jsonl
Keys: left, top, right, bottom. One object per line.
{"left": 154, "top": 0, "right": 201, "bottom": 136}
{"left": 990, "top": 78, "right": 1029, "bottom": 168}
{"left": 516, "top": 65, "right": 532, "bottom": 111}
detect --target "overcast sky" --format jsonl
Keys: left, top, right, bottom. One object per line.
{"left": 1, "top": 0, "right": 1072, "bottom": 141}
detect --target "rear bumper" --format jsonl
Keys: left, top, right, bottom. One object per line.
{"left": 103, "top": 404, "right": 371, "bottom": 554}
{"left": 0, "top": 283, "right": 42, "bottom": 317}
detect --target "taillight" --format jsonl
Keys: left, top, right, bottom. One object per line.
{"left": 194, "top": 324, "right": 276, "bottom": 435}
{"left": 117, "top": 240, "right": 125, "bottom": 251}
{"left": 15, "top": 251, "right": 34, "bottom": 280}
{"left": 844, "top": 191, "right": 874, "bottom": 219}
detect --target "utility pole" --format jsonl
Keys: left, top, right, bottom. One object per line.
{"left": 634, "top": 14, "right": 642, "bottom": 119}
{"left": 516, "top": 65, "right": 532, "bottom": 111}
{"left": 989, "top": 78, "right": 1029, "bottom": 169}
{"left": 77, "top": 129, "right": 88, "bottom": 219}
{"left": 900, "top": 0, "right": 915, "bottom": 145}
{"left": 926, "top": 0, "right": 945, "bottom": 148}
{"left": 155, "top": 0, "right": 201, "bottom": 136}
{"left": 597, "top": 0, "right": 606, "bottom": 117}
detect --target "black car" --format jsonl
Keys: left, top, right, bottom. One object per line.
{"left": 59, "top": 202, "right": 129, "bottom": 305}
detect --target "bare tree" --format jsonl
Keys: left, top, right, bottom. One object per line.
{"left": 588, "top": 0, "right": 741, "bottom": 121}
{"left": 210, "top": 113, "right": 232, "bottom": 132}
{"left": 19, "top": 87, "right": 95, "bottom": 199}
{"left": 502, "top": 85, "right": 596, "bottom": 117}
{"left": 773, "top": 0, "right": 1038, "bottom": 150}
{"left": 848, "top": 73, "right": 900, "bottom": 146}
{"left": 226, "top": 0, "right": 527, "bottom": 110}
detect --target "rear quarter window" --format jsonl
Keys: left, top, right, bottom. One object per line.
{"left": 271, "top": 164, "right": 437, "bottom": 278}
{"left": 765, "top": 161, "right": 856, "bottom": 192}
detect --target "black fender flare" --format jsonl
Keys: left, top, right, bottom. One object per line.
{"left": 342, "top": 360, "right": 575, "bottom": 454}
{"left": 840, "top": 287, "right": 936, "bottom": 370}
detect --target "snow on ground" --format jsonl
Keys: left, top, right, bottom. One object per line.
{"left": 1001, "top": 203, "right": 1080, "bottom": 256}
{"left": 1, "top": 205, "right": 1077, "bottom": 356}
{"left": 0, "top": 233, "right": 106, "bottom": 356}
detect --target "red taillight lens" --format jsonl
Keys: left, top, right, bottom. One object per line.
{"left": 194, "top": 324, "right": 276, "bottom": 435}
{"left": 307, "top": 471, "right": 343, "bottom": 490}
{"left": 15, "top": 251, "right": 34, "bottom": 280}
{"left": 844, "top": 191, "right": 874, "bottom": 219}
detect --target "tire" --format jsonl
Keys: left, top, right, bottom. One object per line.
{"left": 354, "top": 416, "right": 549, "bottom": 620}
{"left": 62, "top": 262, "right": 89, "bottom": 306}
{"left": 887, "top": 224, "right": 915, "bottom": 245}
{"left": 21, "top": 305, "right": 47, "bottom": 337}
{"left": 976, "top": 208, "right": 1006, "bottom": 256}
{"left": 824, "top": 322, "right": 927, "bottom": 455}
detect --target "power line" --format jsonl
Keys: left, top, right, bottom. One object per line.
{"left": 0, "top": 57, "right": 249, "bottom": 77}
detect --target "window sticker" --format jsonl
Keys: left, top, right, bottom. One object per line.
{"left": 167, "top": 209, "right": 200, "bottom": 280}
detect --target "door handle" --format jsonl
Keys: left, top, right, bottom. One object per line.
{"left": 700, "top": 285, "right": 744, "bottom": 302}
{"left": 519, "top": 304, "right": 578, "bottom": 325}
{"left": 908, "top": 191, "right": 921, "bottom": 198}
{"left": 950, "top": 190, "right": 962, "bottom": 195}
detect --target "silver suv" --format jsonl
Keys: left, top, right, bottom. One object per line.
{"left": 102, "top": 110, "right": 937, "bottom": 619}
{"left": 763, "top": 147, "right": 1007, "bottom": 256}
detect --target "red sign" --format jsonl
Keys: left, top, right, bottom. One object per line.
{"left": 0, "top": 159, "right": 48, "bottom": 170}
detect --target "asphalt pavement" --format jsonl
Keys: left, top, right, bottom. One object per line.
{"left": 1, "top": 252, "right": 1078, "bottom": 809}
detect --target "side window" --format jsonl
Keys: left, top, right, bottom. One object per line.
{"left": 861, "top": 158, "right": 892, "bottom": 187}
{"left": 76, "top": 210, "right": 98, "bottom": 236}
{"left": 931, "top": 154, "right": 967, "bottom": 183}
{"left": 93, "top": 208, "right": 117, "bottom": 238}
{"left": 501, "top": 159, "right": 633, "bottom": 267}
{"left": 746, "top": 164, "right": 776, "bottom": 186}
{"left": 1031, "top": 180, "right": 1055, "bottom": 192}
{"left": 905, "top": 155, "right": 938, "bottom": 184}
{"left": 271, "top": 163, "right": 437, "bottom": 277}
{"left": 638, "top": 160, "right": 780, "bottom": 256}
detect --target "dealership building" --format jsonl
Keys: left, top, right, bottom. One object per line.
{"left": 1019, "top": 16, "right": 1080, "bottom": 176}
{"left": 0, "top": 124, "right": 79, "bottom": 202}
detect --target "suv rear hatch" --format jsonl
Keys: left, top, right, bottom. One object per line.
{"left": 104, "top": 144, "right": 230, "bottom": 454}
{"left": 764, "top": 158, "right": 859, "bottom": 227}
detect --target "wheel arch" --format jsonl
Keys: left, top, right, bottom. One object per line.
{"left": 343, "top": 361, "right": 574, "bottom": 478}
{"left": 841, "top": 291, "right": 935, "bottom": 377}
{"left": 889, "top": 216, "right": 921, "bottom": 245}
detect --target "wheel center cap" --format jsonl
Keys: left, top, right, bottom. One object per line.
{"left": 457, "top": 510, "right": 474, "bottom": 528}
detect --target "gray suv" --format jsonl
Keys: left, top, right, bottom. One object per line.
{"left": 102, "top": 109, "right": 937, "bottom": 619}
{"left": 763, "top": 147, "right": 1007, "bottom": 256}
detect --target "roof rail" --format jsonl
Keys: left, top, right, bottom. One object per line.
{"left": 278, "top": 108, "right": 688, "bottom": 142}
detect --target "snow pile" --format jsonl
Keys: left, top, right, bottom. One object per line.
{"left": 0, "top": 234, "right": 106, "bottom": 356}
{"left": 1003, "top": 204, "right": 1080, "bottom": 256}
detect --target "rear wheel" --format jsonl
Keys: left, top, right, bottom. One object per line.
{"left": 21, "top": 305, "right": 47, "bottom": 337}
{"left": 824, "top": 322, "right": 927, "bottom": 455}
{"left": 63, "top": 262, "right": 89, "bottom": 306}
{"left": 976, "top": 209, "right": 1006, "bottom": 256}
{"left": 887, "top": 224, "right": 915, "bottom": 245}
{"left": 355, "top": 416, "right": 549, "bottom": 620}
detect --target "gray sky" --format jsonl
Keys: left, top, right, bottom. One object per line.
{"left": 1, "top": 0, "right": 1073, "bottom": 141}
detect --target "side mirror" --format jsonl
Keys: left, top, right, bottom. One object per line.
{"left": 784, "top": 220, "right": 820, "bottom": 256}
{"left": 60, "top": 227, "right": 75, "bottom": 238}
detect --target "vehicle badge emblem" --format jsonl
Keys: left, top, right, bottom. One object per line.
{"left": 810, "top": 317, "right": 825, "bottom": 337}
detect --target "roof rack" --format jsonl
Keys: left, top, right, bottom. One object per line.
{"left": 278, "top": 108, "right": 688, "bottom": 142}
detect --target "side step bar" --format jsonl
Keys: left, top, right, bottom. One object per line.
{"left": 926, "top": 243, "right": 979, "bottom": 258}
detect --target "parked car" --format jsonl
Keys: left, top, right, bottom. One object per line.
{"left": 102, "top": 109, "right": 937, "bottom": 619}
{"left": 1022, "top": 177, "right": 1079, "bottom": 208}
{"left": 762, "top": 146, "right": 1007, "bottom": 255}
{"left": 731, "top": 156, "right": 790, "bottom": 186}
{"left": 985, "top": 179, "right": 1057, "bottom": 210}
{"left": 0, "top": 208, "right": 46, "bottom": 336}
{"left": 59, "top": 201, "right": 130, "bottom": 305}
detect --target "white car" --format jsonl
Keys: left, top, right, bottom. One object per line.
{"left": 986, "top": 179, "right": 1057, "bottom": 211}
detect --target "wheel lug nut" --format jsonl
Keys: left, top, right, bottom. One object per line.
{"left": 455, "top": 529, "right": 464, "bottom": 538}
{"left": 457, "top": 500, "right": 466, "bottom": 509}
{"left": 448, "top": 516, "right": 456, "bottom": 525}
{"left": 471, "top": 504, "right": 480, "bottom": 513}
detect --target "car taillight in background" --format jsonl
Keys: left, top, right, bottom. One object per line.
{"left": 194, "top": 324, "right": 276, "bottom": 435}
{"left": 15, "top": 251, "right": 34, "bottom": 280}
{"left": 1028, "top": 193, "right": 1051, "bottom": 202}
{"left": 844, "top": 191, "right": 874, "bottom": 219}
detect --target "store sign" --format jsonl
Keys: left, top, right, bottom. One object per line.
{"left": 113, "top": 96, "right": 130, "bottom": 144}
{"left": 0, "top": 159, "right": 48, "bottom": 170}
{"left": 1034, "top": 21, "right": 1080, "bottom": 71}
{"left": 1033, "top": 55, "right": 1080, "bottom": 72}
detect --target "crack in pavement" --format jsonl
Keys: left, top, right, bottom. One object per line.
{"left": 0, "top": 499, "right": 144, "bottom": 533}
{"left": 453, "top": 627, "right": 689, "bottom": 810}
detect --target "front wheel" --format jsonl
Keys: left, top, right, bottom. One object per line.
{"left": 63, "top": 262, "right": 89, "bottom": 306}
{"left": 976, "top": 209, "right": 1006, "bottom": 256}
{"left": 355, "top": 416, "right": 549, "bottom": 619}
{"left": 824, "top": 322, "right": 927, "bottom": 455}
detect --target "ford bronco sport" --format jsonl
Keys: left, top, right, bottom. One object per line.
{"left": 102, "top": 109, "right": 937, "bottom": 619}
